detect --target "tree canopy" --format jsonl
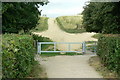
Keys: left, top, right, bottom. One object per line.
{"left": 82, "top": 2, "right": 120, "bottom": 34}
{"left": 2, "top": 2, "right": 48, "bottom": 33}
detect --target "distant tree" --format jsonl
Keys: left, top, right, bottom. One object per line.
{"left": 82, "top": 2, "right": 120, "bottom": 34}
{"left": 42, "top": 14, "right": 47, "bottom": 17}
{"left": 2, "top": 2, "right": 48, "bottom": 33}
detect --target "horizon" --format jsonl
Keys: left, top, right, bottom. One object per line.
{"left": 38, "top": 0, "right": 90, "bottom": 18}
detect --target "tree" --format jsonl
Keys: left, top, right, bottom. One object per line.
{"left": 82, "top": 2, "right": 120, "bottom": 34}
{"left": 2, "top": 2, "right": 48, "bottom": 33}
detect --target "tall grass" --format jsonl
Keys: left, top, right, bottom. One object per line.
{"left": 31, "top": 17, "right": 49, "bottom": 32}
{"left": 56, "top": 15, "right": 86, "bottom": 33}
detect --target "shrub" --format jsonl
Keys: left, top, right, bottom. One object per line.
{"left": 2, "top": 34, "right": 36, "bottom": 78}
{"left": 97, "top": 34, "right": 120, "bottom": 76}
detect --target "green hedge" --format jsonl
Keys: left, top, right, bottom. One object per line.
{"left": 32, "top": 34, "right": 53, "bottom": 51}
{"left": 2, "top": 34, "right": 36, "bottom": 78}
{"left": 97, "top": 34, "right": 120, "bottom": 75}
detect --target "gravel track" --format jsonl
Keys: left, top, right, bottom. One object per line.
{"left": 34, "top": 18, "right": 102, "bottom": 78}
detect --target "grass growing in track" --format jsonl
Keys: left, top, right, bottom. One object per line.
{"left": 31, "top": 17, "right": 49, "bottom": 32}
{"left": 56, "top": 15, "right": 86, "bottom": 33}
{"left": 41, "top": 52, "right": 82, "bottom": 57}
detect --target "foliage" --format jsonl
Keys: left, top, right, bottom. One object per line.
{"left": 92, "top": 33, "right": 103, "bottom": 39}
{"left": 2, "top": 34, "right": 36, "bottom": 78}
{"left": 97, "top": 34, "right": 120, "bottom": 76}
{"left": 30, "top": 17, "right": 49, "bottom": 32}
{"left": 89, "top": 56, "right": 118, "bottom": 78}
{"left": 82, "top": 2, "right": 120, "bottom": 34}
{"left": 28, "top": 61, "right": 47, "bottom": 78}
{"left": 56, "top": 16, "right": 86, "bottom": 33}
{"left": 85, "top": 41, "right": 97, "bottom": 52}
{"left": 2, "top": 2, "right": 48, "bottom": 33}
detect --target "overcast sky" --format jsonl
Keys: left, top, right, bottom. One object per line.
{"left": 38, "top": 0, "right": 90, "bottom": 18}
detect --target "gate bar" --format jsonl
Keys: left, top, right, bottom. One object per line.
{"left": 37, "top": 42, "right": 86, "bottom": 54}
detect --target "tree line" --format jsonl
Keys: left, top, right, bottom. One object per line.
{"left": 82, "top": 2, "right": 120, "bottom": 34}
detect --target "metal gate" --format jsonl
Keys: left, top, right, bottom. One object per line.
{"left": 37, "top": 42, "right": 86, "bottom": 54}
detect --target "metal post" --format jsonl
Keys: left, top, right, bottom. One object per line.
{"left": 37, "top": 42, "right": 41, "bottom": 54}
{"left": 39, "top": 43, "right": 41, "bottom": 54}
{"left": 84, "top": 42, "right": 86, "bottom": 53}
{"left": 82, "top": 42, "right": 86, "bottom": 54}
{"left": 37, "top": 42, "right": 39, "bottom": 54}
{"left": 94, "top": 42, "right": 97, "bottom": 53}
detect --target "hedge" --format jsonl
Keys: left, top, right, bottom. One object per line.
{"left": 32, "top": 34, "right": 52, "bottom": 42}
{"left": 97, "top": 34, "right": 120, "bottom": 75}
{"left": 2, "top": 34, "right": 36, "bottom": 78}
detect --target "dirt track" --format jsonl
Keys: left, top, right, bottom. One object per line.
{"left": 33, "top": 18, "right": 97, "bottom": 51}
{"left": 34, "top": 18, "right": 102, "bottom": 78}
{"left": 36, "top": 55, "right": 103, "bottom": 78}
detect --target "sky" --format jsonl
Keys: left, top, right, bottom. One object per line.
{"left": 38, "top": 0, "right": 90, "bottom": 18}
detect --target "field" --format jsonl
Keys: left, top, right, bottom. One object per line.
{"left": 56, "top": 15, "right": 86, "bottom": 33}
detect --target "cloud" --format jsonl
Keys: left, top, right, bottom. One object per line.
{"left": 43, "top": 7, "right": 83, "bottom": 15}
{"left": 39, "top": 0, "right": 90, "bottom": 17}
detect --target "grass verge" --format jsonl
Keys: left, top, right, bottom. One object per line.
{"left": 56, "top": 16, "right": 86, "bottom": 33}
{"left": 89, "top": 56, "right": 119, "bottom": 78}
{"left": 41, "top": 52, "right": 82, "bottom": 57}
{"left": 31, "top": 17, "right": 49, "bottom": 32}
{"left": 28, "top": 61, "right": 47, "bottom": 78}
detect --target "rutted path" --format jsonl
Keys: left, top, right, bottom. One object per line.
{"left": 34, "top": 18, "right": 102, "bottom": 78}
